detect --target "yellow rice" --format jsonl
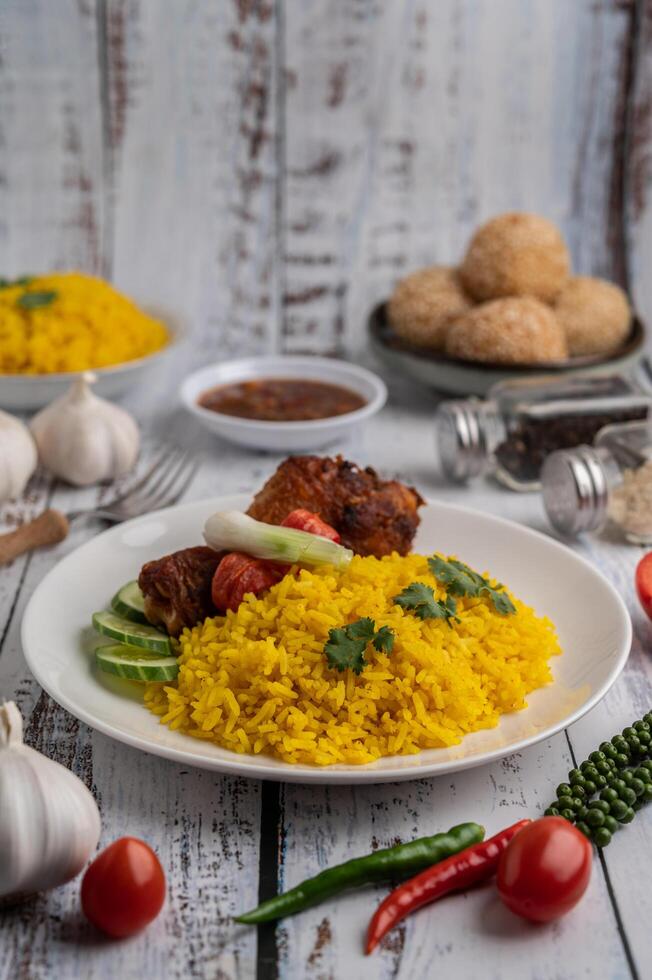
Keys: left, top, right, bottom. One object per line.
{"left": 144, "top": 554, "right": 560, "bottom": 767}
{"left": 0, "top": 272, "right": 168, "bottom": 374}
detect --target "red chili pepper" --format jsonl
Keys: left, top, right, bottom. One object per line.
{"left": 280, "top": 509, "right": 341, "bottom": 542}
{"left": 211, "top": 552, "right": 289, "bottom": 612}
{"left": 365, "top": 818, "right": 531, "bottom": 954}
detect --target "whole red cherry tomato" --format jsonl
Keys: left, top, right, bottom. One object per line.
{"left": 497, "top": 817, "right": 592, "bottom": 923}
{"left": 81, "top": 837, "right": 166, "bottom": 938}
{"left": 636, "top": 552, "right": 652, "bottom": 621}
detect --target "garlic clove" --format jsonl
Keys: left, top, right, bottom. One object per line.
{"left": 30, "top": 372, "right": 140, "bottom": 487}
{"left": 0, "top": 410, "right": 37, "bottom": 502}
{"left": 0, "top": 701, "right": 101, "bottom": 905}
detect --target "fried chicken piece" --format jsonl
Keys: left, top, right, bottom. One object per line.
{"left": 140, "top": 460, "right": 423, "bottom": 635}
{"left": 138, "top": 546, "right": 222, "bottom": 636}
{"left": 247, "top": 456, "right": 424, "bottom": 556}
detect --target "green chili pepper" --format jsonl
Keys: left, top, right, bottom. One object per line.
{"left": 235, "top": 821, "right": 484, "bottom": 925}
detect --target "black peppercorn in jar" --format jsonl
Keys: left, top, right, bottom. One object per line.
{"left": 435, "top": 375, "right": 651, "bottom": 491}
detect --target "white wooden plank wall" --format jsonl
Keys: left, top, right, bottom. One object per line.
{"left": 1, "top": 0, "right": 650, "bottom": 355}
{"left": 627, "top": 1, "right": 652, "bottom": 320}
{"left": 276, "top": 0, "right": 641, "bottom": 352}
{"left": 104, "top": 0, "right": 282, "bottom": 356}
{"left": 0, "top": 0, "right": 104, "bottom": 275}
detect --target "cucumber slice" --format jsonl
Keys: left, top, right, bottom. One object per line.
{"left": 95, "top": 644, "right": 179, "bottom": 682}
{"left": 111, "top": 580, "right": 148, "bottom": 624}
{"left": 92, "top": 610, "right": 172, "bottom": 655}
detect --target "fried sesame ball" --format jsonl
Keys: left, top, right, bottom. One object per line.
{"left": 445, "top": 297, "right": 568, "bottom": 364}
{"left": 460, "top": 212, "right": 570, "bottom": 303}
{"left": 387, "top": 266, "right": 471, "bottom": 349}
{"left": 554, "top": 276, "right": 631, "bottom": 357}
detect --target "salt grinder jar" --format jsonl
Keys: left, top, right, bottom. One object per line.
{"left": 435, "top": 375, "right": 651, "bottom": 491}
{"left": 541, "top": 419, "right": 652, "bottom": 544}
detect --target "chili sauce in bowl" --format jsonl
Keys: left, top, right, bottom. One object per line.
{"left": 198, "top": 378, "right": 367, "bottom": 422}
{"left": 180, "top": 356, "right": 387, "bottom": 451}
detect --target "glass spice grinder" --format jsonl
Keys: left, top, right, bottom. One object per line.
{"left": 435, "top": 374, "right": 651, "bottom": 491}
{"left": 541, "top": 418, "right": 652, "bottom": 544}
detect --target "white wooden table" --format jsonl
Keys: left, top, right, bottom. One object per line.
{"left": 1, "top": 344, "right": 650, "bottom": 980}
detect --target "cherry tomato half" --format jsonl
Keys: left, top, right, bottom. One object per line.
{"left": 636, "top": 552, "right": 652, "bottom": 621}
{"left": 497, "top": 817, "right": 592, "bottom": 923}
{"left": 81, "top": 837, "right": 166, "bottom": 938}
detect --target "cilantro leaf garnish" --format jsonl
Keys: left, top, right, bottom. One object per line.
{"left": 393, "top": 582, "right": 458, "bottom": 625}
{"left": 373, "top": 625, "right": 395, "bottom": 654}
{"left": 346, "top": 617, "right": 376, "bottom": 642}
{"left": 489, "top": 590, "right": 517, "bottom": 615}
{"left": 324, "top": 627, "right": 367, "bottom": 674}
{"left": 324, "top": 618, "right": 395, "bottom": 675}
{"left": 427, "top": 556, "right": 479, "bottom": 596}
{"left": 17, "top": 289, "right": 57, "bottom": 310}
{"left": 0, "top": 275, "right": 33, "bottom": 290}
{"left": 394, "top": 582, "right": 438, "bottom": 618}
{"left": 428, "top": 556, "right": 516, "bottom": 615}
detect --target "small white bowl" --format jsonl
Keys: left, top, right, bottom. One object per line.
{"left": 180, "top": 355, "right": 387, "bottom": 451}
{"left": 0, "top": 308, "right": 184, "bottom": 411}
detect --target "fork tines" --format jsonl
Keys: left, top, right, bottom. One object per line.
{"left": 113, "top": 448, "right": 200, "bottom": 513}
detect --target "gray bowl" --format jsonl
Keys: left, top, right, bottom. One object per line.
{"left": 368, "top": 302, "right": 646, "bottom": 397}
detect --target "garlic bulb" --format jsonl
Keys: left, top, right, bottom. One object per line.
{"left": 0, "top": 701, "right": 101, "bottom": 905}
{"left": 0, "top": 409, "right": 37, "bottom": 502}
{"left": 30, "top": 372, "right": 139, "bottom": 486}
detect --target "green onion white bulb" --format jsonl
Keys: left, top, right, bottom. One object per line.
{"left": 203, "top": 511, "right": 353, "bottom": 569}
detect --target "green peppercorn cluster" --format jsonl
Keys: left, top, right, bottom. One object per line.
{"left": 544, "top": 715, "right": 652, "bottom": 848}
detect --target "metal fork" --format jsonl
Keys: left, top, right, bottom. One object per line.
{"left": 0, "top": 448, "right": 200, "bottom": 565}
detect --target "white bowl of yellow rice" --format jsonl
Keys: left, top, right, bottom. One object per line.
{"left": 0, "top": 273, "right": 182, "bottom": 410}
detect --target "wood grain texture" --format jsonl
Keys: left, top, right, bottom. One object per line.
{"left": 272, "top": 389, "right": 647, "bottom": 979}
{"left": 283, "top": 0, "right": 637, "bottom": 354}
{"left": 0, "top": 0, "right": 104, "bottom": 276}
{"left": 2, "top": 381, "right": 650, "bottom": 980}
{"left": 104, "top": 0, "right": 281, "bottom": 357}
{"left": 1, "top": 0, "right": 642, "bottom": 356}
{"left": 627, "top": 0, "right": 652, "bottom": 328}
{"left": 0, "top": 458, "right": 264, "bottom": 980}
{"left": 2, "top": 2, "right": 652, "bottom": 977}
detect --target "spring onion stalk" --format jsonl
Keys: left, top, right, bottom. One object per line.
{"left": 203, "top": 511, "right": 353, "bottom": 569}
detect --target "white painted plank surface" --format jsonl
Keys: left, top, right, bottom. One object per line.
{"left": 105, "top": 0, "right": 281, "bottom": 356}
{"left": 273, "top": 376, "right": 645, "bottom": 979}
{"left": 627, "top": 0, "right": 652, "bottom": 332}
{"left": 277, "top": 746, "right": 625, "bottom": 980}
{"left": 0, "top": 458, "right": 264, "bottom": 980}
{"left": 0, "top": 0, "right": 104, "bottom": 275}
{"left": 0, "top": 0, "right": 637, "bottom": 356}
{"left": 284, "top": 0, "right": 634, "bottom": 354}
{"left": 0, "top": 373, "right": 649, "bottom": 979}
{"left": 1, "top": 1, "right": 652, "bottom": 977}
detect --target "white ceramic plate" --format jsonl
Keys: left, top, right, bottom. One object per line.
{"left": 180, "top": 356, "right": 387, "bottom": 450}
{"left": 0, "top": 308, "right": 185, "bottom": 411}
{"left": 22, "top": 495, "right": 631, "bottom": 784}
